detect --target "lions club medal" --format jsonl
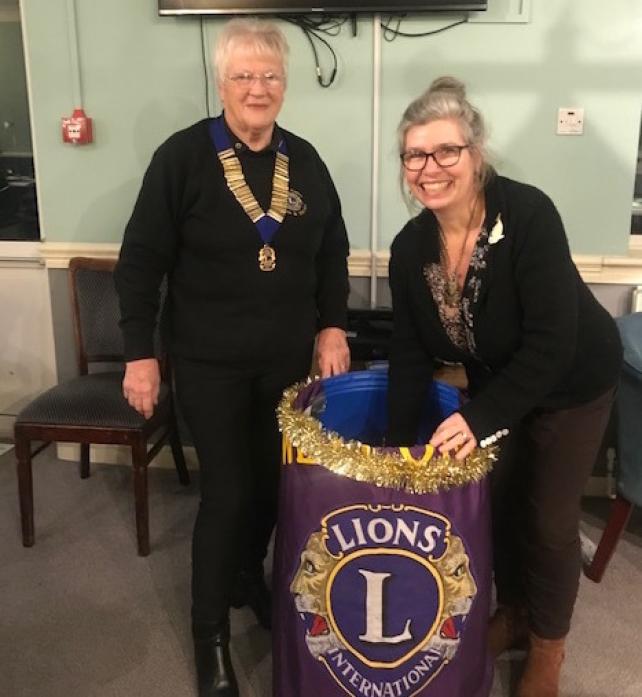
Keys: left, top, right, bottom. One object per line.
{"left": 210, "top": 116, "right": 289, "bottom": 272}
{"left": 258, "top": 243, "right": 276, "bottom": 272}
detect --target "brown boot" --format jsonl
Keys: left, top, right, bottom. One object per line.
{"left": 487, "top": 605, "right": 529, "bottom": 658}
{"left": 516, "top": 632, "right": 566, "bottom": 697}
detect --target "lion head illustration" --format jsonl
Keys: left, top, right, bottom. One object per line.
{"left": 421, "top": 534, "right": 477, "bottom": 661}
{"left": 290, "top": 531, "right": 345, "bottom": 658}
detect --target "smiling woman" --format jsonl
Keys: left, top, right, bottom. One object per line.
{"left": 216, "top": 54, "right": 286, "bottom": 151}
{"left": 387, "top": 75, "right": 622, "bottom": 697}
{"left": 113, "top": 17, "right": 350, "bottom": 697}
{"left": 213, "top": 18, "right": 288, "bottom": 150}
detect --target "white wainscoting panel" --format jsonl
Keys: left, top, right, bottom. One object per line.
{"left": 0, "top": 257, "right": 57, "bottom": 437}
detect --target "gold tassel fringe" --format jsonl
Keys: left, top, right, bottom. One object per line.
{"left": 277, "top": 380, "right": 497, "bottom": 495}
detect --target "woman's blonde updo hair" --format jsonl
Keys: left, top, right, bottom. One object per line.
{"left": 398, "top": 76, "right": 492, "bottom": 198}
{"left": 213, "top": 18, "right": 289, "bottom": 85}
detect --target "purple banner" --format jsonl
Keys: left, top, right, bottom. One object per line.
{"left": 273, "top": 461, "right": 493, "bottom": 697}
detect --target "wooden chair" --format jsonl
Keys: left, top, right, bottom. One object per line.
{"left": 14, "top": 257, "right": 189, "bottom": 556}
{"left": 584, "top": 312, "right": 642, "bottom": 582}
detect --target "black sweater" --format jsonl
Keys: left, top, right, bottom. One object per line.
{"left": 387, "top": 174, "right": 622, "bottom": 445}
{"left": 114, "top": 118, "right": 350, "bottom": 364}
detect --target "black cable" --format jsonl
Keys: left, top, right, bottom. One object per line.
{"left": 298, "top": 25, "right": 324, "bottom": 83}
{"left": 381, "top": 14, "right": 405, "bottom": 41}
{"left": 197, "top": 13, "right": 466, "bottom": 91}
{"left": 293, "top": 14, "right": 349, "bottom": 35}
{"left": 306, "top": 26, "right": 339, "bottom": 87}
{"left": 200, "top": 17, "right": 212, "bottom": 117}
{"left": 281, "top": 16, "right": 344, "bottom": 88}
{"left": 381, "top": 15, "right": 468, "bottom": 41}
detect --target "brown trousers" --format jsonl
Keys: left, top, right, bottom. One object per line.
{"left": 491, "top": 387, "right": 615, "bottom": 639}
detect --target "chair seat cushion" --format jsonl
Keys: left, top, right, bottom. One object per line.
{"left": 15, "top": 371, "right": 169, "bottom": 429}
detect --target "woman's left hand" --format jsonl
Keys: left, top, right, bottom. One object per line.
{"left": 317, "top": 327, "right": 350, "bottom": 378}
{"left": 430, "top": 412, "right": 477, "bottom": 461}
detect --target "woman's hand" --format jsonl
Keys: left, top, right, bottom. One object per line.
{"left": 317, "top": 327, "right": 350, "bottom": 378}
{"left": 430, "top": 412, "right": 477, "bottom": 461}
{"left": 122, "top": 358, "right": 160, "bottom": 419}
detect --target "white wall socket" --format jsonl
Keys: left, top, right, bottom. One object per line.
{"left": 557, "top": 108, "right": 584, "bottom": 135}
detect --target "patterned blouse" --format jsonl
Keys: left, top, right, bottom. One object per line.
{"left": 423, "top": 225, "right": 491, "bottom": 356}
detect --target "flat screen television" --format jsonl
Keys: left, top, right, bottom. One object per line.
{"left": 159, "top": 1, "right": 487, "bottom": 15}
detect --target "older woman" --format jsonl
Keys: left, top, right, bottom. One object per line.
{"left": 387, "top": 77, "right": 621, "bottom": 697}
{"left": 115, "top": 19, "right": 350, "bottom": 696}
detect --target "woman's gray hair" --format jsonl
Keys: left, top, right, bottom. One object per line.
{"left": 398, "top": 76, "right": 492, "bottom": 205}
{"left": 213, "top": 18, "right": 289, "bottom": 85}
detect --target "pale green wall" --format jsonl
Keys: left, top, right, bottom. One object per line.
{"left": 20, "top": 0, "right": 372, "bottom": 246}
{"left": 380, "top": 2, "right": 642, "bottom": 254}
{"left": 0, "top": 21, "right": 31, "bottom": 154}
{"left": 19, "top": 0, "right": 642, "bottom": 253}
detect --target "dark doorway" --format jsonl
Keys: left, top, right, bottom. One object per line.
{"left": 0, "top": 8, "right": 40, "bottom": 241}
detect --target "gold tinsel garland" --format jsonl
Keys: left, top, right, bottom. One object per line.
{"left": 277, "top": 381, "right": 497, "bottom": 495}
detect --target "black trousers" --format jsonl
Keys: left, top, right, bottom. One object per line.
{"left": 174, "top": 347, "right": 312, "bottom": 625}
{"left": 491, "top": 386, "right": 615, "bottom": 639}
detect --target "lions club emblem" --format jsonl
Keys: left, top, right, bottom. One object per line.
{"left": 286, "top": 188, "right": 307, "bottom": 216}
{"left": 290, "top": 504, "right": 478, "bottom": 696}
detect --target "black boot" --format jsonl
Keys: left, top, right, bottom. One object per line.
{"left": 192, "top": 618, "right": 239, "bottom": 697}
{"left": 230, "top": 569, "right": 272, "bottom": 630}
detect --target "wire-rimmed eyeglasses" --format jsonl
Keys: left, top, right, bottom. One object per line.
{"left": 226, "top": 71, "right": 285, "bottom": 88}
{"left": 400, "top": 144, "right": 470, "bottom": 171}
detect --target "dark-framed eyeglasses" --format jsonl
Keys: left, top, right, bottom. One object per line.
{"left": 400, "top": 144, "right": 470, "bottom": 171}
{"left": 226, "top": 71, "right": 284, "bottom": 89}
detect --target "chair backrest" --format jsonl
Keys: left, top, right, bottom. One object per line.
{"left": 68, "top": 256, "right": 167, "bottom": 376}
{"left": 69, "top": 258, "right": 123, "bottom": 374}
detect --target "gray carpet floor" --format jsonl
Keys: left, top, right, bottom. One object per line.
{"left": 1, "top": 447, "right": 641, "bottom": 697}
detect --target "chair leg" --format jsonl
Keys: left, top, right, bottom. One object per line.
{"left": 169, "top": 421, "right": 190, "bottom": 486}
{"left": 584, "top": 494, "right": 634, "bottom": 583}
{"left": 131, "top": 440, "right": 150, "bottom": 557}
{"left": 80, "top": 443, "right": 90, "bottom": 479}
{"left": 15, "top": 436, "right": 35, "bottom": 547}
